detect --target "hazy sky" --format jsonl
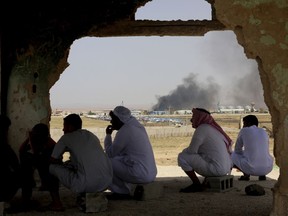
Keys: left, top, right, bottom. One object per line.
{"left": 50, "top": 0, "right": 265, "bottom": 111}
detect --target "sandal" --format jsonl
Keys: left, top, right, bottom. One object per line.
{"left": 202, "top": 178, "right": 211, "bottom": 189}
{"left": 179, "top": 184, "right": 204, "bottom": 193}
{"left": 238, "top": 175, "right": 250, "bottom": 181}
{"left": 134, "top": 185, "right": 144, "bottom": 201}
{"left": 76, "top": 193, "right": 86, "bottom": 212}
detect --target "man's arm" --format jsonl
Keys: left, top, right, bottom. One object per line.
{"left": 50, "top": 137, "right": 66, "bottom": 164}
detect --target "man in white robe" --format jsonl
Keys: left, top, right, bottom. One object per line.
{"left": 232, "top": 115, "right": 273, "bottom": 181}
{"left": 104, "top": 106, "right": 157, "bottom": 199}
{"left": 49, "top": 114, "right": 113, "bottom": 209}
{"left": 178, "top": 108, "right": 233, "bottom": 193}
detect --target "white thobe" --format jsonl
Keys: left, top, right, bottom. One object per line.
{"left": 104, "top": 117, "right": 157, "bottom": 194}
{"left": 49, "top": 129, "right": 113, "bottom": 193}
{"left": 231, "top": 125, "right": 273, "bottom": 176}
{"left": 178, "top": 124, "right": 233, "bottom": 177}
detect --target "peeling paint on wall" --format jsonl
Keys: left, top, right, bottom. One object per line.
{"left": 249, "top": 15, "right": 261, "bottom": 25}
{"left": 234, "top": 0, "right": 271, "bottom": 8}
{"left": 271, "top": 64, "right": 288, "bottom": 108}
{"left": 260, "top": 35, "right": 276, "bottom": 45}
{"left": 285, "top": 35, "right": 288, "bottom": 43}
{"left": 280, "top": 43, "right": 288, "bottom": 49}
{"left": 272, "top": 64, "right": 288, "bottom": 85}
{"left": 233, "top": 0, "right": 288, "bottom": 8}
{"left": 285, "top": 22, "right": 288, "bottom": 32}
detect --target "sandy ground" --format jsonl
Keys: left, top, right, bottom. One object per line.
{"left": 6, "top": 116, "right": 277, "bottom": 215}
{"left": 4, "top": 165, "right": 279, "bottom": 216}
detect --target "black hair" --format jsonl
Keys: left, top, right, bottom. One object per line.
{"left": 64, "top": 114, "right": 82, "bottom": 129}
{"left": 243, "top": 115, "right": 258, "bottom": 126}
{"left": 32, "top": 123, "right": 50, "bottom": 138}
{"left": 195, "top": 108, "right": 211, "bottom": 115}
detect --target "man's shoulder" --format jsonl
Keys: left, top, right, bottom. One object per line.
{"left": 197, "top": 124, "right": 214, "bottom": 130}
{"left": 240, "top": 125, "right": 267, "bottom": 135}
{"left": 81, "top": 129, "right": 101, "bottom": 140}
{"left": 195, "top": 124, "right": 216, "bottom": 135}
{"left": 241, "top": 125, "right": 261, "bottom": 131}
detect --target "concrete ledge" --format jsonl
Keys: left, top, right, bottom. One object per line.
{"left": 205, "top": 175, "right": 234, "bottom": 192}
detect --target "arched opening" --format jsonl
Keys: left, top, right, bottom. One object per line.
{"left": 3, "top": 0, "right": 286, "bottom": 214}
{"left": 50, "top": 32, "right": 266, "bottom": 111}
{"left": 50, "top": 0, "right": 266, "bottom": 112}
{"left": 49, "top": 0, "right": 274, "bottom": 171}
{"left": 49, "top": 31, "right": 276, "bottom": 214}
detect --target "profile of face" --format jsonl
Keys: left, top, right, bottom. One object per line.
{"left": 62, "top": 123, "right": 69, "bottom": 134}
{"left": 62, "top": 114, "right": 82, "bottom": 134}
{"left": 62, "top": 122, "right": 74, "bottom": 134}
{"left": 190, "top": 110, "right": 198, "bottom": 128}
{"left": 190, "top": 115, "right": 195, "bottom": 127}
{"left": 190, "top": 108, "right": 210, "bottom": 129}
{"left": 109, "top": 111, "right": 124, "bottom": 130}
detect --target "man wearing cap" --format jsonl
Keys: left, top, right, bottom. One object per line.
{"left": 104, "top": 106, "right": 157, "bottom": 199}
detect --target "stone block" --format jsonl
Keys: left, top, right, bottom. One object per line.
{"left": 205, "top": 175, "right": 234, "bottom": 192}
{"left": 85, "top": 192, "right": 108, "bottom": 213}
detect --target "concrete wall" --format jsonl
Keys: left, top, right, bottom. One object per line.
{"left": 214, "top": 1, "right": 288, "bottom": 215}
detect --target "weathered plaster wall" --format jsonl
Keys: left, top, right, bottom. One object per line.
{"left": 214, "top": 0, "right": 288, "bottom": 215}
{"left": 7, "top": 46, "right": 69, "bottom": 153}
{"left": 3, "top": 0, "right": 288, "bottom": 215}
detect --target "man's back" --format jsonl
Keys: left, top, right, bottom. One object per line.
{"left": 236, "top": 125, "right": 270, "bottom": 162}
{"left": 233, "top": 125, "right": 273, "bottom": 176}
{"left": 51, "top": 129, "right": 113, "bottom": 193}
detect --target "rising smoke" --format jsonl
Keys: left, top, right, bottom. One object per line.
{"left": 229, "top": 64, "right": 266, "bottom": 109}
{"left": 152, "top": 73, "right": 220, "bottom": 111}
{"left": 152, "top": 31, "right": 267, "bottom": 112}
{"left": 152, "top": 67, "right": 266, "bottom": 111}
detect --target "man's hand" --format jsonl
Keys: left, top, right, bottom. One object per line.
{"left": 106, "top": 125, "right": 114, "bottom": 135}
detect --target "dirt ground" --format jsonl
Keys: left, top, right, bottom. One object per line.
{"left": 4, "top": 113, "right": 277, "bottom": 216}
{"left": 5, "top": 167, "right": 279, "bottom": 216}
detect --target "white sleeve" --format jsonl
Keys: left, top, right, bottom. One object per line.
{"left": 234, "top": 130, "right": 244, "bottom": 154}
{"left": 51, "top": 136, "right": 67, "bottom": 159}
{"left": 186, "top": 127, "right": 204, "bottom": 154}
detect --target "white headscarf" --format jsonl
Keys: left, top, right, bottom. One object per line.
{"left": 113, "top": 106, "right": 132, "bottom": 124}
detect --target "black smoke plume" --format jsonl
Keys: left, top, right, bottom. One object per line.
{"left": 152, "top": 69, "right": 266, "bottom": 111}
{"left": 152, "top": 73, "right": 220, "bottom": 111}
